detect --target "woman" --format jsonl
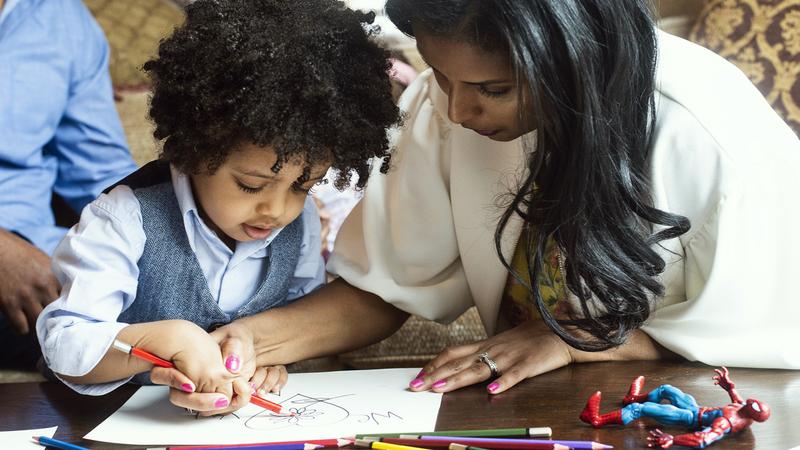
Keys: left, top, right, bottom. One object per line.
{"left": 160, "top": 0, "right": 800, "bottom": 411}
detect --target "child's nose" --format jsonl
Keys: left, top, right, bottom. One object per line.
{"left": 256, "top": 196, "right": 285, "bottom": 220}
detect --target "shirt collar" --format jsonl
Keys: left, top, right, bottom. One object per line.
{"left": 170, "top": 165, "right": 283, "bottom": 260}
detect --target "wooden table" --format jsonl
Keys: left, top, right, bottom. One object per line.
{"left": 2, "top": 361, "right": 799, "bottom": 449}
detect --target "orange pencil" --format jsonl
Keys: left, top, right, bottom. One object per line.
{"left": 112, "top": 339, "right": 293, "bottom": 415}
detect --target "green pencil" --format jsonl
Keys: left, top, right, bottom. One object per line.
{"left": 355, "top": 427, "right": 552, "bottom": 440}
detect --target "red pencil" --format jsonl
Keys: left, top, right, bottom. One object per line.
{"left": 112, "top": 339, "right": 292, "bottom": 416}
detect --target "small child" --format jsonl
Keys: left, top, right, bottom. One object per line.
{"left": 36, "top": 0, "right": 399, "bottom": 413}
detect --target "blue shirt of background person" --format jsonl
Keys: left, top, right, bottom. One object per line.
{"left": 0, "top": 0, "right": 136, "bottom": 367}
{"left": 0, "top": 0, "right": 137, "bottom": 255}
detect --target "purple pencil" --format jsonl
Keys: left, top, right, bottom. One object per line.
{"left": 173, "top": 444, "right": 323, "bottom": 450}
{"left": 406, "top": 435, "right": 612, "bottom": 450}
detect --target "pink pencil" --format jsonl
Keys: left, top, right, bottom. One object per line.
{"left": 170, "top": 439, "right": 354, "bottom": 449}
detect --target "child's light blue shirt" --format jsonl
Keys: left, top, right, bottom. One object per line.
{"left": 36, "top": 166, "right": 325, "bottom": 395}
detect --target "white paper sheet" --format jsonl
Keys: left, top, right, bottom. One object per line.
{"left": 0, "top": 426, "right": 58, "bottom": 449}
{"left": 85, "top": 368, "right": 441, "bottom": 446}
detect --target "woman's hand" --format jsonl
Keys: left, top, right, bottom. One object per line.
{"left": 150, "top": 366, "right": 246, "bottom": 415}
{"left": 408, "top": 319, "right": 676, "bottom": 394}
{"left": 408, "top": 320, "right": 574, "bottom": 394}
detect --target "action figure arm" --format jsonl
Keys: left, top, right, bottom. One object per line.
{"left": 713, "top": 367, "right": 744, "bottom": 404}
{"left": 675, "top": 419, "right": 731, "bottom": 448}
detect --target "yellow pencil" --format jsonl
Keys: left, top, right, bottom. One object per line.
{"left": 355, "top": 438, "right": 431, "bottom": 450}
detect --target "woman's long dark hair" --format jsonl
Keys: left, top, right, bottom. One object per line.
{"left": 386, "top": 0, "right": 690, "bottom": 351}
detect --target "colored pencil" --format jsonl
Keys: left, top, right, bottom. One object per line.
{"left": 449, "top": 445, "right": 490, "bottom": 450}
{"left": 406, "top": 436, "right": 611, "bottom": 450}
{"left": 33, "top": 436, "right": 89, "bottom": 450}
{"left": 171, "top": 444, "right": 321, "bottom": 450}
{"left": 169, "top": 438, "right": 355, "bottom": 450}
{"left": 375, "top": 438, "right": 569, "bottom": 450}
{"left": 355, "top": 439, "right": 429, "bottom": 450}
{"left": 112, "top": 339, "right": 293, "bottom": 416}
{"left": 356, "top": 428, "right": 551, "bottom": 439}
{"left": 169, "top": 439, "right": 354, "bottom": 449}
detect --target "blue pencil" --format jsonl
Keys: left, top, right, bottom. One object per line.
{"left": 33, "top": 435, "right": 89, "bottom": 450}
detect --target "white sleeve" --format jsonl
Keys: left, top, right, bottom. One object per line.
{"left": 641, "top": 95, "right": 800, "bottom": 369}
{"left": 36, "top": 185, "right": 146, "bottom": 395}
{"left": 327, "top": 71, "right": 474, "bottom": 323}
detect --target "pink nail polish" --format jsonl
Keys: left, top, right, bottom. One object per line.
{"left": 214, "top": 397, "right": 229, "bottom": 408}
{"left": 225, "top": 355, "right": 241, "bottom": 372}
{"left": 432, "top": 379, "right": 447, "bottom": 389}
{"left": 487, "top": 382, "right": 500, "bottom": 393}
{"left": 181, "top": 383, "right": 194, "bottom": 393}
{"left": 416, "top": 369, "right": 426, "bottom": 378}
{"left": 409, "top": 378, "right": 424, "bottom": 389}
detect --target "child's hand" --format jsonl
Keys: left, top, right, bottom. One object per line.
{"left": 140, "top": 320, "right": 236, "bottom": 407}
{"left": 250, "top": 365, "right": 288, "bottom": 396}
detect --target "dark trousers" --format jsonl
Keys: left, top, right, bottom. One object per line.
{"left": 0, "top": 314, "right": 42, "bottom": 370}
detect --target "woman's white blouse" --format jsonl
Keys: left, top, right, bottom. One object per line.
{"left": 328, "top": 31, "right": 800, "bottom": 369}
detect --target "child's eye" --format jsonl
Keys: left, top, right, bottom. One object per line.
{"left": 236, "top": 180, "right": 262, "bottom": 194}
{"left": 478, "top": 85, "right": 511, "bottom": 98}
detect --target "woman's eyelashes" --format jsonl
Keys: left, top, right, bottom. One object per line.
{"left": 478, "top": 85, "right": 511, "bottom": 98}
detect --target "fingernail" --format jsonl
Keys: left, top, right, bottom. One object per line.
{"left": 225, "top": 355, "right": 241, "bottom": 372}
{"left": 181, "top": 383, "right": 195, "bottom": 393}
{"left": 250, "top": 382, "right": 257, "bottom": 393}
{"left": 432, "top": 379, "right": 447, "bottom": 389}
{"left": 409, "top": 378, "right": 425, "bottom": 389}
{"left": 487, "top": 382, "right": 500, "bottom": 393}
{"left": 416, "top": 369, "right": 426, "bottom": 378}
{"left": 214, "top": 397, "right": 229, "bottom": 408}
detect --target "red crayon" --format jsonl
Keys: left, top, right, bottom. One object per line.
{"left": 112, "top": 339, "right": 292, "bottom": 416}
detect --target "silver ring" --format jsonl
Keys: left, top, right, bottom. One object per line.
{"left": 477, "top": 352, "right": 501, "bottom": 378}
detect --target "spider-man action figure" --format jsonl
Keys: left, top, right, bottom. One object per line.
{"left": 579, "top": 367, "right": 770, "bottom": 448}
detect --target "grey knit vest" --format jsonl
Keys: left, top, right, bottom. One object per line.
{"left": 105, "top": 161, "right": 303, "bottom": 384}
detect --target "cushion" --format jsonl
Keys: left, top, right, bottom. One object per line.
{"left": 339, "top": 308, "right": 487, "bottom": 369}
{"left": 690, "top": 0, "right": 800, "bottom": 134}
{"left": 84, "top": 0, "right": 185, "bottom": 89}
{"left": 84, "top": 0, "right": 185, "bottom": 165}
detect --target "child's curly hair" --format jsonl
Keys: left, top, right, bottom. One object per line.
{"left": 143, "top": 0, "right": 401, "bottom": 190}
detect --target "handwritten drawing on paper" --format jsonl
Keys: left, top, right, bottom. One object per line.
{"left": 85, "top": 368, "right": 441, "bottom": 446}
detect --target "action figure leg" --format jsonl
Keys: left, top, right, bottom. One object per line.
{"left": 622, "top": 376, "right": 648, "bottom": 405}
{"left": 645, "top": 384, "right": 699, "bottom": 410}
{"left": 580, "top": 391, "right": 625, "bottom": 427}
{"left": 626, "top": 402, "right": 696, "bottom": 428}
